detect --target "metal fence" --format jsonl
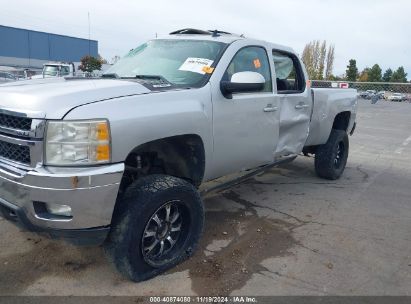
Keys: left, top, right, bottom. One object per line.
{"left": 312, "top": 80, "right": 411, "bottom": 101}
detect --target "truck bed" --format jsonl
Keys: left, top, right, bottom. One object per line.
{"left": 305, "top": 88, "right": 358, "bottom": 147}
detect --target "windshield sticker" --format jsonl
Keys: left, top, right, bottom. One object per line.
{"left": 202, "top": 66, "right": 215, "bottom": 74}
{"left": 179, "top": 57, "right": 214, "bottom": 74}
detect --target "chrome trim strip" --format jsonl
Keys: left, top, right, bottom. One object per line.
{"left": 0, "top": 119, "right": 45, "bottom": 139}
{"left": 0, "top": 157, "right": 31, "bottom": 175}
{"left": 0, "top": 132, "right": 39, "bottom": 146}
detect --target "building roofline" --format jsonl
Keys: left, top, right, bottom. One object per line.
{"left": 0, "top": 24, "right": 98, "bottom": 43}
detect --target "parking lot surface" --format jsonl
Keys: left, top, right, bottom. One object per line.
{"left": 0, "top": 100, "right": 410, "bottom": 296}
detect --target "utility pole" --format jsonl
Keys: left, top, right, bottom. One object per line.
{"left": 88, "top": 12, "right": 91, "bottom": 56}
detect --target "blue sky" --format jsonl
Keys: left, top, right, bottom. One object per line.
{"left": 0, "top": 0, "right": 409, "bottom": 79}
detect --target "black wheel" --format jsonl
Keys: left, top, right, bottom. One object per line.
{"left": 105, "top": 174, "right": 204, "bottom": 281}
{"left": 314, "top": 129, "right": 349, "bottom": 180}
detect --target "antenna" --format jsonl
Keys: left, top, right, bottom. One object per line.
{"left": 88, "top": 12, "right": 91, "bottom": 56}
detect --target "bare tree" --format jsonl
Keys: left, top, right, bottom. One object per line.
{"left": 325, "top": 44, "right": 335, "bottom": 80}
{"left": 318, "top": 41, "right": 327, "bottom": 80}
{"left": 301, "top": 40, "right": 335, "bottom": 80}
{"left": 111, "top": 55, "right": 121, "bottom": 64}
{"left": 302, "top": 41, "right": 316, "bottom": 79}
{"left": 312, "top": 40, "right": 320, "bottom": 79}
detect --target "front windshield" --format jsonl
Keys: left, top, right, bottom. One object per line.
{"left": 43, "top": 66, "right": 59, "bottom": 76}
{"left": 104, "top": 39, "right": 226, "bottom": 87}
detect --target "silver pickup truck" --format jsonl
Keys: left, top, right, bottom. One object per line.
{"left": 0, "top": 29, "right": 357, "bottom": 281}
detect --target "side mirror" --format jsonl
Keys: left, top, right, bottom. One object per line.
{"left": 220, "top": 71, "right": 266, "bottom": 99}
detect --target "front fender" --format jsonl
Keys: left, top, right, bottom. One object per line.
{"left": 64, "top": 84, "right": 213, "bottom": 178}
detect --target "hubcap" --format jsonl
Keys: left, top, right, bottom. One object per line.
{"left": 142, "top": 200, "right": 183, "bottom": 265}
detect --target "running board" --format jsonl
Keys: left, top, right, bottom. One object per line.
{"left": 200, "top": 154, "right": 297, "bottom": 196}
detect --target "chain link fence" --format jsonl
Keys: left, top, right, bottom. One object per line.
{"left": 312, "top": 80, "right": 411, "bottom": 102}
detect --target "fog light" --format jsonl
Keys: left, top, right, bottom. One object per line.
{"left": 46, "top": 203, "right": 72, "bottom": 217}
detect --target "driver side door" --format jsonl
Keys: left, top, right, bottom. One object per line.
{"left": 209, "top": 44, "right": 280, "bottom": 179}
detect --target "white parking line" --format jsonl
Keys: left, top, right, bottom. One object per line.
{"left": 394, "top": 135, "right": 411, "bottom": 154}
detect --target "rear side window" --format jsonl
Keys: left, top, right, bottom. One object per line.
{"left": 224, "top": 46, "right": 272, "bottom": 92}
{"left": 272, "top": 50, "right": 305, "bottom": 93}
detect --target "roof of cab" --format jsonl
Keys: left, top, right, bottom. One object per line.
{"left": 159, "top": 28, "right": 295, "bottom": 54}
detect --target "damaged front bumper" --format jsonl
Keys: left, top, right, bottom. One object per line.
{"left": 0, "top": 161, "right": 124, "bottom": 245}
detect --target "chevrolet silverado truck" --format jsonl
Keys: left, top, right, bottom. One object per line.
{"left": 0, "top": 29, "right": 357, "bottom": 281}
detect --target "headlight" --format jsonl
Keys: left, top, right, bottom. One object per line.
{"left": 45, "top": 120, "right": 111, "bottom": 166}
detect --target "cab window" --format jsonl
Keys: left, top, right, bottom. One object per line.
{"left": 60, "top": 66, "right": 70, "bottom": 76}
{"left": 272, "top": 50, "right": 305, "bottom": 93}
{"left": 224, "top": 46, "right": 272, "bottom": 92}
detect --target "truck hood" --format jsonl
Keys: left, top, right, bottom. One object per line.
{"left": 0, "top": 78, "right": 151, "bottom": 119}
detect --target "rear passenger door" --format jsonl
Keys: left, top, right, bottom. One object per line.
{"left": 272, "top": 50, "right": 312, "bottom": 157}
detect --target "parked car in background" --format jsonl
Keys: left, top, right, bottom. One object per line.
{"left": 359, "top": 90, "right": 376, "bottom": 99}
{"left": 388, "top": 93, "right": 406, "bottom": 102}
{"left": 0, "top": 71, "right": 18, "bottom": 84}
{"left": 31, "top": 62, "right": 75, "bottom": 79}
{"left": 377, "top": 91, "right": 385, "bottom": 99}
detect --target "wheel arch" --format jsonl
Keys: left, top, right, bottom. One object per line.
{"left": 332, "top": 111, "right": 351, "bottom": 132}
{"left": 304, "top": 111, "right": 352, "bottom": 155}
{"left": 119, "top": 134, "right": 206, "bottom": 193}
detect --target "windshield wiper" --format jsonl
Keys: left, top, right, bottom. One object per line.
{"left": 125, "top": 74, "right": 173, "bottom": 86}
{"left": 101, "top": 73, "right": 120, "bottom": 79}
{"left": 131, "top": 74, "right": 165, "bottom": 81}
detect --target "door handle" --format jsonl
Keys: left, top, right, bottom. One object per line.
{"left": 263, "top": 105, "right": 278, "bottom": 112}
{"left": 295, "top": 104, "right": 309, "bottom": 109}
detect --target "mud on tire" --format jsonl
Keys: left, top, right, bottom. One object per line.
{"left": 315, "top": 129, "right": 349, "bottom": 180}
{"left": 105, "top": 174, "right": 204, "bottom": 282}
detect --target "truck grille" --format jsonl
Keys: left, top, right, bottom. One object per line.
{"left": 0, "top": 141, "right": 30, "bottom": 164}
{"left": 0, "top": 113, "right": 32, "bottom": 131}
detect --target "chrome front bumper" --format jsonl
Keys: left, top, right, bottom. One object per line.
{"left": 0, "top": 161, "right": 124, "bottom": 231}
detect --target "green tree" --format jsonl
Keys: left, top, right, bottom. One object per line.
{"left": 391, "top": 66, "right": 408, "bottom": 83}
{"left": 78, "top": 55, "right": 102, "bottom": 74}
{"left": 346, "top": 59, "right": 358, "bottom": 81}
{"left": 382, "top": 68, "right": 393, "bottom": 82}
{"left": 368, "top": 64, "right": 382, "bottom": 82}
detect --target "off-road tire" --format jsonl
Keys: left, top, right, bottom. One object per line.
{"left": 315, "top": 129, "right": 349, "bottom": 180}
{"left": 105, "top": 174, "right": 204, "bottom": 281}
